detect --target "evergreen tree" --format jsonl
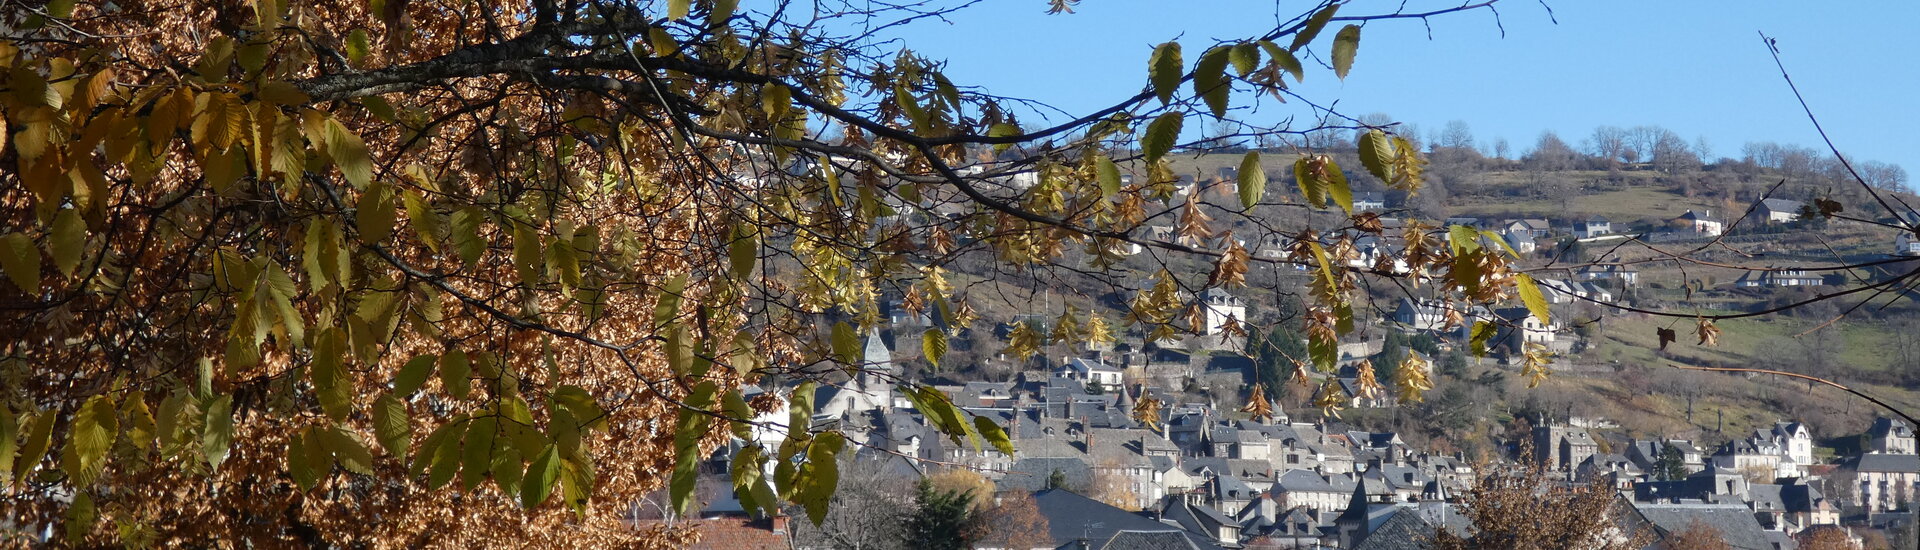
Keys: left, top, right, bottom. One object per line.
{"left": 906, "top": 479, "right": 977, "bottom": 550}
{"left": 1440, "top": 352, "right": 1471, "bottom": 379}
{"left": 1655, "top": 442, "right": 1689, "bottom": 481}
{"left": 1250, "top": 325, "right": 1308, "bottom": 399}
{"left": 1046, "top": 469, "right": 1070, "bottom": 490}
{"left": 1379, "top": 332, "right": 1408, "bottom": 381}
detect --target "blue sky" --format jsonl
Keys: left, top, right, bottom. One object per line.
{"left": 866, "top": 1, "right": 1918, "bottom": 172}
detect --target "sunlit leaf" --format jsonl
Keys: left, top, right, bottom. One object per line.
{"left": 1148, "top": 41, "right": 1182, "bottom": 106}
{"left": 1142, "top": 112, "right": 1183, "bottom": 163}
{"left": 1330, "top": 25, "right": 1361, "bottom": 79}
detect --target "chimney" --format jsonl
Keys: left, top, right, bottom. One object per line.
{"left": 770, "top": 514, "right": 788, "bottom": 535}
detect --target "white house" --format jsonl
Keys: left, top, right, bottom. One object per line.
{"left": 1576, "top": 262, "right": 1639, "bottom": 286}
{"left": 1197, "top": 288, "right": 1247, "bottom": 336}
{"left": 1751, "top": 198, "right": 1804, "bottom": 224}
{"left": 1504, "top": 231, "right": 1537, "bottom": 254}
{"left": 1572, "top": 216, "right": 1613, "bottom": 239}
{"left": 1855, "top": 453, "right": 1920, "bottom": 513}
{"left": 1733, "top": 269, "right": 1825, "bottom": 288}
{"left": 1896, "top": 233, "right": 1920, "bottom": 257}
{"left": 1674, "top": 209, "right": 1724, "bottom": 236}
{"left": 1868, "top": 417, "right": 1917, "bottom": 455}
{"left": 1060, "top": 357, "right": 1125, "bottom": 387}
{"left": 1354, "top": 192, "right": 1387, "bottom": 212}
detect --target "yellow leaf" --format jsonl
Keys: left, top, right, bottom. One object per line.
{"left": 0, "top": 232, "right": 41, "bottom": 294}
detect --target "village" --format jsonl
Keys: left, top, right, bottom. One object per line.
{"left": 642, "top": 173, "right": 1920, "bottom": 549}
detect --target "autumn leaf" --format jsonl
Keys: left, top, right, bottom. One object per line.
{"left": 1696, "top": 318, "right": 1721, "bottom": 346}
{"left": 1656, "top": 327, "right": 1677, "bottom": 351}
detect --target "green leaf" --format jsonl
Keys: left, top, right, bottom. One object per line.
{"left": 1229, "top": 42, "right": 1260, "bottom": 77}
{"left": 46, "top": 0, "right": 75, "bottom": 18}
{"left": 830, "top": 321, "right": 859, "bottom": 365}
{"left": 1194, "top": 46, "right": 1232, "bottom": 118}
{"left": 721, "top": 390, "right": 753, "bottom": 439}
{"left": 918, "top": 386, "right": 980, "bottom": 450}
{"left": 665, "top": 323, "right": 693, "bottom": 376}
{"left": 1324, "top": 159, "right": 1353, "bottom": 214}
{"left": 1447, "top": 224, "right": 1482, "bottom": 255}
{"left": 974, "top": 416, "right": 1015, "bottom": 456}
{"left": 1289, "top": 3, "right": 1340, "bottom": 51}
{"left": 1237, "top": 151, "right": 1266, "bottom": 209}
{"left": 426, "top": 422, "right": 463, "bottom": 489}
{"left": 1479, "top": 229, "right": 1521, "bottom": 258}
{"left": 1516, "top": 273, "right": 1551, "bottom": 325}
{"left": 0, "top": 407, "right": 15, "bottom": 481}
{"left": 322, "top": 426, "right": 374, "bottom": 475}
{"left": 49, "top": 209, "right": 85, "bottom": 278}
{"left": 787, "top": 382, "right": 815, "bottom": 441}
{"left": 64, "top": 492, "right": 94, "bottom": 544}
{"left": 1148, "top": 41, "right": 1182, "bottom": 106}
{"left": 373, "top": 393, "right": 412, "bottom": 456}
{"left": 652, "top": 273, "right": 687, "bottom": 328}
{"left": 729, "top": 224, "right": 757, "bottom": 279}
{"left": 1357, "top": 129, "right": 1395, "bottom": 184}
{"left": 987, "top": 122, "right": 1021, "bottom": 154}
{"left": 730, "top": 445, "right": 771, "bottom": 517}
{"left": 460, "top": 416, "right": 497, "bottom": 490}
{"left": 922, "top": 328, "right": 948, "bottom": 370}
{"left": 355, "top": 181, "right": 396, "bottom": 243}
{"left": 402, "top": 190, "right": 441, "bottom": 253}
{"left": 393, "top": 354, "right": 437, "bottom": 396}
{"left": 489, "top": 448, "right": 525, "bottom": 499}
{"left": 761, "top": 83, "right": 790, "bottom": 121}
{"left": 671, "top": 381, "right": 719, "bottom": 516}
{"left": 797, "top": 431, "right": 844, "bottom": 525}
{"left": 201, "top": 395, "right": 234, "bottom": 469}
{"left": 312, "top": 329, "right": 351, "bottom": 420}
{"left": 121, "top": 391, "right": 156, "bottom": 454}
{"left": 288, "top": 428, "right": 321, "bottom": 490}
{"left": 64, "top": 395, "right": 118, "bottom": 486}
{"left": 1330, "top": 25, "right": 1361, "bottom": 80}
{"left": 323, "top": 116, "right": 373, "bottom": 189}
{"left": 153, "top": 392, "right": 188, "bottom": 457}
{"left": 1142, "top": 112, "right": 1183, "bottom": 164}
{"left": 412, "top": 414, "right": 465, "bottom": 477}
{"left": 666, "top": 0, "right": 689, "bottom": 20}
{"left": 1469, "top": 321, "right": 1497, "bottom": 358}
{"left": 1292, "top": 158, "right": 1322, "bottom": 207}
{"left": 14, "top": 410, "right": 56, "bottom": 482}
{"left": 520, "top": 444, "right": 561, "bottom": 508}
{"left": 1094, "top": 155, "right": 1123, "bottom": 198}
{"left": 451, "top": 207, "right": 485, "bottom": 267}
{"left": 1259, "top": 41, "right": 1304, "bottom": 82}
{"left": 1308, "top": 325, "right": 1338, "bottom": 372}
{"left": 439, "top": 349, "right": 471, "bottom": 399}
{"left": 0, "top": 232, "right": 41, "bottom": 294}
{"left": 553, "top": 385, "right": 608, "bottom": 431}
{"left": 512, "top": 222, "right": 542, "bottom": 287}
{"left": 345, "top": 29, "right": 370, "bottom": 66}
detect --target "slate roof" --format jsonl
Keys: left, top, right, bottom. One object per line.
{"left": 1101, "top": 530, "right": 1202, "bottom": 550}
{"left": 1351, "top": 509, "right": 1438, "bottom": 550}
{"left": 1275, "top": 469, "right": 1340, "bottom": 494}
{"left": 999, "top": 458, "right": 1093, "bottom": 492}
{"left": 1030, "top": 489, "right": 1222, "bottom": 550}
{"left": 1631, "top": 503, "right": 1776, "bottom": 550}
{"left": 1857, "top": 453, "right": 1920, "bottom": 473}
{"left": 1758, "top": 198, "right": 1803, "bottom": 213}
{"left": 1870, "top": 417, "right": 1914, "bottom": 439}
